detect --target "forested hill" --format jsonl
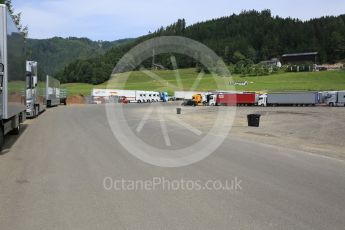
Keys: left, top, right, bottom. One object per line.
{"left": 55, "top": 10, "right": 345, "bottom": 84}
{"left": 26, "top": 37, "right": 133, "bottom": 77}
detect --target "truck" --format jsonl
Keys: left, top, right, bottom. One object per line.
{"left": 324, "top": 91, "right": 345, "bottom": 107}
{"left": 160, "top": 92, "right": 169, "bottom": 102}
{"left": 26, "top": 61, "right": 46, "bottom": 117}
{"left": 135, "top": 90, "right": 159, "bottom": 103}
{"left": 91, "top": 89, "right": 160, "bottom": 104}
{"left": 205, "top": 93, "right": 216, "bottom": 106}
{"left": 46, "top": 75, "right": 60, "bottom": 107}
{"left": 216, "top": 93, "right": 257, "bottom": 106}
{"left": 0, "top": 5, "right": 27, "bottom": 149}
{"left": 258, "top": 92, "right": 318, "bottom": 107}
{"left": 192, "top": 93, "right": 205, "bottom": 106}
{"left": 146, "top": 91, "right": 160, "bottom": 103}
{"left": 59, "top": 88, "right": 67, "bottom": 105}
{"left": 174, "top": 91, "right": 202, "bottom": 100}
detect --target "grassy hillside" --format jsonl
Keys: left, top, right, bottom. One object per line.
{"left": 63, "top": 69, "right": 345, "bottom": 96}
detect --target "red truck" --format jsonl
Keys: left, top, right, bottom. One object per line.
{"left": 216, "top": 93, "right": 257, "bottom": 106}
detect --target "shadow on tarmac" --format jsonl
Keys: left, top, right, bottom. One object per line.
{"left": 0, "top": 124, "right": 29, "bottom": 155}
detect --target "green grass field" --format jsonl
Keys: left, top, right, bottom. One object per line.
{"left": 62, "top": 68, "right": 345, "bottom": 96}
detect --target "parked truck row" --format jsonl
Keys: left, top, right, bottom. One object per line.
{"left": 92, "top": 88, "right": 345, "bottom": 107}
{"left": 178, "top": 91, "right": 345, "bottom": 107}
{"left": 26, "top": 66, "right": 64, "bottom": 115}
{"left": 0, "top": 4, "right": 65, "bottom": 150}
{"left": 92, "top": 89, "right": 170, "bottom": 104}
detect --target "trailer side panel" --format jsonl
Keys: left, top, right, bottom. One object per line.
{"left": 4, "top": 8, "right": 26, "bottom": 119}
{"left": 267, "top": 93, "right": 317, "bottom": 105}
{"left": 217, "top": 93, "right": 256, "bottom": 106}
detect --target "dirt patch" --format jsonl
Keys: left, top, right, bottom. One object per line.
{"left": 167, "top": 104, "right": 345, "bottom": 160}
{"left": 67, "top": 95, "right": 85, "bottom": 104}
{"left": 229, "top": 107, "right": 345, "bottom": 160}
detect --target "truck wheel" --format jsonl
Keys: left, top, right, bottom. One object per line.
{"left": 329, "top": 102, "right": 334, "bottom": 107}
{"left": 12, "top": 123, "right": 20, "bottom": 135}
{"left": 35, "top": 106, "right": 39, "bottom": 118}
{"left": 0, "top": 126, "right": 4, "bottom": 152}
{"left": 32, "top": 107, "right": 37, "bottom": 118}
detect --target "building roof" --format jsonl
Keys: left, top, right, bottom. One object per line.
{"left": 282, "top": 52, "right": 318, "bottom": 57}
{"left": 259, "top": 58, "right": 281, "bottom": 65}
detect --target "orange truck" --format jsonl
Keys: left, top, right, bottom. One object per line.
{"left": 192, "top": 94, "right": 204, "bottom": 106}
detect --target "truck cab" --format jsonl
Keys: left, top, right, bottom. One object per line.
{"left": 258, "top": 94, "right": 267, "bottom": 107}
{"left": 324, "top": 91, "right": 345, "bottom": 107}
{"left": 192, "top": 94, "right": 204, "bottom": 106}
{"left": 160, "top": 92, "right": 168, "bottom": 102}
{"left": 206, "top": 93, "right": 216, "bottom": 106}
{"left": 26, "top": 61, "right": 44, "bottom": 117}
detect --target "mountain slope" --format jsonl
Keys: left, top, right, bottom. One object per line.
{"left": 26, "top": 37, "right": 133, "bottom": 77}
{"left": 57, "top": 10, "right": 345, "bottom": 84}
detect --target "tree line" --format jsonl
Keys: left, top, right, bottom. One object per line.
{"left": 56, "top": 10, "right": 345, "bottom": 84}
{"left": 26, "top": 37, "right": 133, "bottom": 79}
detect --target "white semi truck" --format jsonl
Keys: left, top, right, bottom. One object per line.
{"left": 324, "top": 91, "right": 345, "bottom": 107}
{"left": 0, "top": 5, "right": 27, "bottom": 149}
{"left": 258, "top": 92, "right": 319, "bottom": 106}
{"left": 26, "top": 61, "right": 46, "bottom": 117}
{"left": 46, "top": 75, "right": 60, "bottom": 107}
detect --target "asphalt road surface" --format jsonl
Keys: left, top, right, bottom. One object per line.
{"left": 0, "top": 104, "right": 344, "bottom": 230}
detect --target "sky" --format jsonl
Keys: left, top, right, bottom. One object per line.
{"left": 14, "top": 0, "right": 345, "bottom": 41}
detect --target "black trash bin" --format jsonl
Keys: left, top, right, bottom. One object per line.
{"left": 247, "top": 114, "right": 261, "bottom": 127}
{"left": 176, "top": 108, "right": 182, "bottom": 114}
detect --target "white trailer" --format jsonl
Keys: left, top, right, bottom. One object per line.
{"left": 0, "top": 5, "right": 27, "bottom": 149}
{"left": 130, "top": 90, "right": 160, "bottom": 103}
{"left": 92, "top": 89, "right": 141, "bottom": 103}
{"left": 146, "top": 91, "right": 160, "bottom": 102}
{"left": 174, "top": 91, "right": 203, "bottom": 100}
{"left": 26, "top": 61, "right": 46, "bottom": 117}
{"left": 46, "top": 75, "right": 60, "bottom": 107}
{"left": 324, "top": 91, "right": 345, "bottom": 107}
{"left": 258, "top": 92, "right": 319, "bottom": 106}
{"left": 92, "top": 89, "right": 160, "bottom": 103}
